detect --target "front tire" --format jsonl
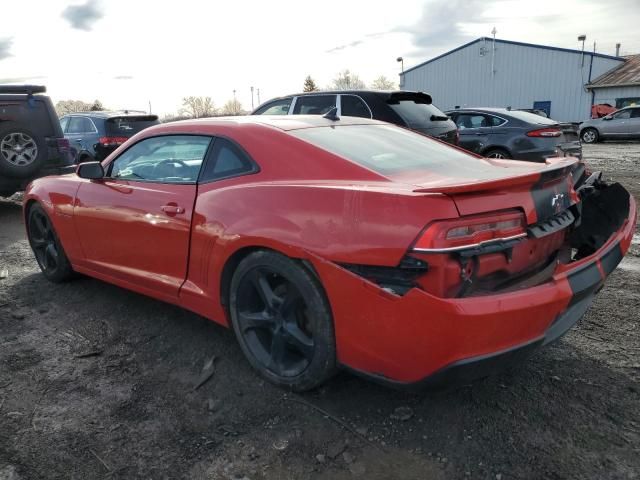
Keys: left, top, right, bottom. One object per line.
{"left": 581, "top": 128, "right": 599, "bottom": 144}
{"left": 229, "top": 250, "right": 337, "bottom": 391}
{"left": 26, "top": 203, "right": 74, "bottom": 282}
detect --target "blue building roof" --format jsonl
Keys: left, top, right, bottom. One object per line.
{"left": 401, "top": 37, "right": 623, "bottom": 76}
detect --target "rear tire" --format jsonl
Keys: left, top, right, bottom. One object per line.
{"left": 581, "top": 128, "right": 599, "bottom": 144}
{"left": 484, "top": 148, "right": 512, "bottom": 159}
{"left": 0, "top": 122, "right": 47, "bottom": 178}
{"left": 229, "top": 250, "right": 337, "bottom": 391}
{"left": 26, "top": 203, "right": 74, "bottom": 282}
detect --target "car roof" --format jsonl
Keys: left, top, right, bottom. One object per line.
{"left": 445, "top": 107, "right": 512, "bottom": 114}
{"left": 65, "top": 110, "right": 155, "bottom": 119}
{"left": 146, "top": 115, "right": 386, "bottom": 134}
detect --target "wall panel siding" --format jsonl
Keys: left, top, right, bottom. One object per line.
{"left": 401, "top": 40, "right": 623, "bottom": 122}
{"left": 593, "top": 86, "right": 640, "bottom": 106}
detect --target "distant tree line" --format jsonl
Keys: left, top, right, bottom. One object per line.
{"left": 55, "top": 99, "right": 105, "bottom": 116}
{"left": 303, "top": 71, "right": 396, "bottom": 92}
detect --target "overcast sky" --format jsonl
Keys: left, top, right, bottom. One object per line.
{"left": 1, "top": 0, "right": 639, "bottom": 115}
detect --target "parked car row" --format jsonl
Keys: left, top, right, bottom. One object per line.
{"left": 252, "top": 90, "right": 583, "bottom": 162}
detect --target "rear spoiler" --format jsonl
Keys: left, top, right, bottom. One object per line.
{"left": 0, "top": 85, "right": 46, "bottom": 95}
{"left": 386, "top": 91, "right": 432, "bottom": 105}
{"left": 412, "top": 158, "right": 578, "bottom": 194}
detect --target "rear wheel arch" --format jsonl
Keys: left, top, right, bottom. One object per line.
{"left": 219, "top": 245, "right": 322, "bottom": 309}
{"left": 481, "top": 146, "right": 512, "bottom": 159}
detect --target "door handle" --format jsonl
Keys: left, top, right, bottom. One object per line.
{"left": 75, "top": 139, "right": 83, "bottom": 143}
{"left": 161, "top": 204, "right": 185, "bottom": 214}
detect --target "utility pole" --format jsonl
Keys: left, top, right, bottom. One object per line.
{"left": 578, "top": 35, "right": 586, "bottom": 67}
{"left": 233, "top": 89, "right": 236, "bottom": 100}
{"left": 491, "top": 27, "right": 497, "bottom": 76}
{"left": 250, "top": 86, "right": 254, "bottom": 110}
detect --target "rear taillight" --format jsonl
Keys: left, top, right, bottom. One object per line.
{"left": 526, "top": 128, "right": 561, "bottom": 138}
{"left": 99, "top": 136, "right": 129, "bottom": 147}
{"left": 413, "top": 210, "right": 527, "bottom": 252}
{"left": 56, "top": 138, "right": 70, "bottom": 151}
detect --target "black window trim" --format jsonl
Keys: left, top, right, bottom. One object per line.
{"left": 197, "top": 135, "right": 260, "bottom": 185}
{"left": 291, "top": 94, "right": 338, "bottom": 115}
{"left": 338, "top": 94, "right": 373, "bottom": 119}
{"left": 103, "top": 133, "right": 215, "bottom": 186}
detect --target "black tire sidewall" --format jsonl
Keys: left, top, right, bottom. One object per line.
{"left": 27, "top": 203, "right": 74, "bottom": 282}
{"left": 0, "top": 122, "right": 48, "bottom": 178}
{"left": 229, "top": 250, "right": 337, "bottom": 391}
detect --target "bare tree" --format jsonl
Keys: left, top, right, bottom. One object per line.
{"left": 55, "top": 99, "right": 95, "bottom": 116}
{"left": 330, "top": 70, "right": 366, "bottom": 90}
{"left": 303, "top": 75, "right": 319, "bottom": 92}
{"left": 90, "top": 99, "right": 104, "bottom": 111}
{"left": 221, "top": 99, "right": 245, "bottom": 115}
{"left": 371, "top": 75, "right": 396, "bottom": 90}
{"left": 179, "top": 96, "right": 217, "bottom": 118}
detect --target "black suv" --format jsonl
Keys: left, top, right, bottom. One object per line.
{"left": 59, "top": 111, "right": 159, "bottom": 162}
{"left": 0, "top": 85, "right": 74, "bottom": 197}
{"left": 252, "top": 90, "right": 458, "bottom": 144}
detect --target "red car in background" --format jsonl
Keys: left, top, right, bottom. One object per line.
{"left": 23, "top": 115, "right": 635, "bottom": 391}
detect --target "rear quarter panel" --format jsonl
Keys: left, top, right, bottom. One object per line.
{"left": 181, "top": 178, "right": 459, "bottom": 324}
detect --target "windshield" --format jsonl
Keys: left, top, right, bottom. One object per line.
{"left": 289, "top": 124, "right": 502, "bottom": 179}
{"left": 388, "top": 101, "right": 448, "bottom": 126}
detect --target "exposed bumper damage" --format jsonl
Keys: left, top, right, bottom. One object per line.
{"left": 310, "top": 179, "right": 636, "bottom": 388}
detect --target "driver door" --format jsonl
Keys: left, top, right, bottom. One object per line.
{"left": 73, "top": 134, "right": 212, "bottom": 298}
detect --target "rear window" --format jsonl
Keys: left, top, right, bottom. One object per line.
{"left": 289, "top": 124, "right": 489, "bottom": 177}
{"left": 505, "top": 110, "right": 557, "bottom": 125}
{"left": 388, "top": 101, "right": 448, "bottom": 127}
{"left": 106, "top": 115, "right": 159, "bottom": 136}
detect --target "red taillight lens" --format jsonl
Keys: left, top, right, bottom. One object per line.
{"left": 413, "top": 210, "right": 527, "bottom": 252}
{"left": 526, "top": 128, "right": 561, "bottom": 138}
{"left": 56, "top": 138, "right": 70, "bottom": 151}
{"left": 99, "top": 136, "right": 129, "bottom": 147}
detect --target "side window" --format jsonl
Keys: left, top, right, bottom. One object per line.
{"left": 292, "top": 95, "right": 337, "bottom": 115}
{"left": 341, "top": 95, "right": 371, "bottom": 118}
{"left": 59, "top": 116, "right": 70, "bottom": 133}
{"left": 108, "top": 135, "right": 211, "bottom": 183}
{"left": 199, "top": 138, "right": 256, "bottom": 182}
{"left": 630, "top": 108, "right": 640, "bottom": 118}
{"left": 455, "top": 114, "right": 489, "bottom": 129}
{"left": 67, "top": 117, "right": 95, "bottom": 134}
{"left": 488, "top": 115, "right": 506, "bottom": 127}
{"left": 613, "top": 109, "right": 631, "bottom": 119}
{"left": 254, "top": 98, "right": 292, "bottom": 115}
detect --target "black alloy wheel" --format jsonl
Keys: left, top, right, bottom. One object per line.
{"left": 27, "top": 204, "right": 74, "bottom": 282}
{"left": 229, "top": 251, "right": 336, "bottom": 391}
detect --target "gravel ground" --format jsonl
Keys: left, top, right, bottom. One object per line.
{"left": 0, "top": 143, "right": 638, "bottom": 480}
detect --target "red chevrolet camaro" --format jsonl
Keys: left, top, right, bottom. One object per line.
{"left": 23, "top": 115, "right": 635, "bottom": 391}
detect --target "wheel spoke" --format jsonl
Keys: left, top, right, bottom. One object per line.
{"left": 283, "top": 323, "right": 315, "bottom": 360}
{"left": 30, "top": 236, "right": 47, "bottom": 248}
{"left": 238, "top": 310, "right": 276, "bottom": 333}
{"left": 249, "top": 270, "right": 282, "bottom": 309}
{"left": 33, "top": 214, "right": 48, "bottom": 237}
{"left": 268, "top": 332, "right": 288, "bottom": 375}
{"left": 45, "top": 243, "right": 59, "bottom": 268}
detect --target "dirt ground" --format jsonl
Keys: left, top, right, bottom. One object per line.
{"left": 1, "top": 143, "right": 638, "bottom": 480}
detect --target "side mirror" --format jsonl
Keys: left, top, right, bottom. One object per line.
{"left": 603, "top": 115, "right": 612, "bottom": 121}
{"left": 76, "top": 161, "right": 104, "bottom": 180}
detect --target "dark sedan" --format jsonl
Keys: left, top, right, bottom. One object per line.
{"left": 445, "top": 108, "right": 581, "bottom": 161}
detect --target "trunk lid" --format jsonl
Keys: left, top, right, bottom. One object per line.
{"left": 401, "top": 157, "right": 578, "bottom": 225}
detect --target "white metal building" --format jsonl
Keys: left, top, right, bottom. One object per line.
{"left": 399, "top": 38, "right": 630, "bottom": 122}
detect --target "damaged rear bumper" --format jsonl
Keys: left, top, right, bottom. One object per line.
{"left": 310, "top": 186, "right": 636, "bottom": 389}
